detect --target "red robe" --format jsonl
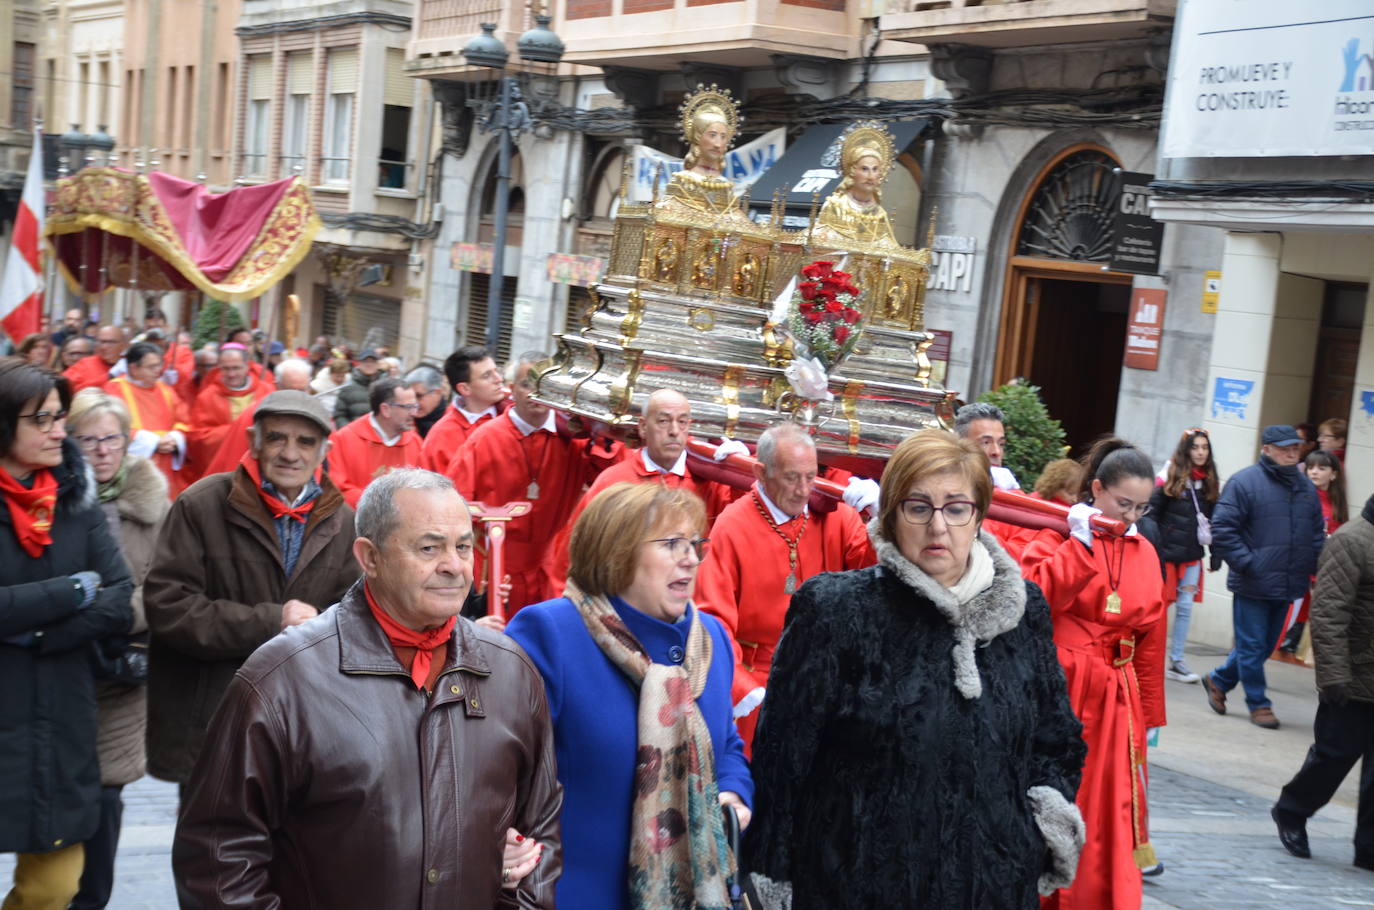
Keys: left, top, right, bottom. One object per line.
{"left": 1023, "top": 530, "right": 1167, "bottom": 910}
{"left": 451, "top": 413, "right": 620, "bottom": 615}
{"left": 163, "top": 343, "right": 198, "bottom": 405}
{"left": 200, "top": 402, "right": 260, "bottom": 478}
{"left": 65, "top": 355, "right": 117, "bottom": 393}
{"left": 103, "top": 377, "right": 189, "bottom": 496}
{"left": 695, "top": 487, "right": 875, "bottom": 748}
{"left": 328, "top": 415, "right": 424, "bottom": 508}
{"left": 422, "top": 403, "right": 497, "bottom": 474}
{"left": 543, "top": 449, "right": 740, "bottom": 595}
{"left": 186, "top": 374, "right": 271, "bottom": 481}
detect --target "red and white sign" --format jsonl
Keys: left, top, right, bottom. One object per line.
{"left": 1124, "top": 288, "right": 1166, "bottom": 371}
{"left": 0, "top": 128, "right": 44, "bottom": 344}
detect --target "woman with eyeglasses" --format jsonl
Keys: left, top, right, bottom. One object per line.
{"left": 64, "top": 388, "right": 170, "bottom": 909}
{"left": 1147, "top": 428, "right": 1222, "bottom": 685}
{"left": 0, "top": 358, "right": 133, "bottom": 909}
{"left": 505, "top": 481, "right": 751, "bottom": 910}
{"left": 745, "top": 430, "right": 1087, "bottom": 909}
{"left": 1023, "top": 436, "right": 1168, "bottom": 910}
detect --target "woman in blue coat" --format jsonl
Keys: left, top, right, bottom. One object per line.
{"left": 506, "top": 481, "right": 751, "bottom": 910}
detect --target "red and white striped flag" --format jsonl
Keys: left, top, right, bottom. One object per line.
{"left": 0, "top": 127, "right": 45, "bottom": 344}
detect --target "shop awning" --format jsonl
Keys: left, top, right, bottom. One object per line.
{"left": 747, "top": 119, "right": 933, "bottom": 226}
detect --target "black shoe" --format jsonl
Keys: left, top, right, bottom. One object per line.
{"left": 1141, "top": 861, "right": 1164, "bottom": 877}
{"left": 1272, "top": 807, "right": 1310, "bottom": 859}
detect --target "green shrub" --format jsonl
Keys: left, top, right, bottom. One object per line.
{"left": 192, "top": 299, "right": 246, "bottom": 349}
{"left": 977, "top": 379, "right": 1067, "bottom": 489}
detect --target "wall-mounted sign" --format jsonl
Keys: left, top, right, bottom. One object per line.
{"left": 629, "top": 128, "right": 786, "bottom": 203}
{"left": 451, "top": 242, "right": 493, "bottom": 274}
{"left": 1163, "top": 0, "right": 1374, "bottom": 158}
{"left": 1124, "top": 288, "right": 1166, "bottom": 370}
{"left": 1109, "top": 172, "right": 1164, "bottom": 275}
{"left": 926, "top": 236, "right": 976, "bottom": 293}
{"left": 547, "top": 253, "right": 605, "bottom": 288}
{"left": 1201, "top": 270, "right": 1222, "bottom": 313}
{"left": 1211, "top": 376, "right": 1255, "bottom": 421}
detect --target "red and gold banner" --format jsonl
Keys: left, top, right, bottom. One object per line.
{"left": 45, "top": 169, "right": 319, "bottom": 303}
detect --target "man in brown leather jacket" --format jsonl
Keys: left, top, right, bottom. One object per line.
{"left": 143, "top": 390, "right": 359, "bottom": 786}
{"left": 172, "top": 469, "right": 562, "bottom": 908}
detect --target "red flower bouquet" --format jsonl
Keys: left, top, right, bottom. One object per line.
{"left": 787, "top": 260, "right": 864, "bottom": 371}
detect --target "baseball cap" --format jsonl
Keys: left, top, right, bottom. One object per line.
{"left": 252, "top": 390, "right": 332, "bottom": 436}
{"left": 1261, "top": 424, "right": 1302, "bottom": 447}
{"left": 268, "top": 341, "right": 286, "bottom": 355}
{"left": 359, "top": 347, "right": 380, "bottom": 361}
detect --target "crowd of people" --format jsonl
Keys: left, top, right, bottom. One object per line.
{"left": 2, "top": 314, "right": 1371, "bottom": 909}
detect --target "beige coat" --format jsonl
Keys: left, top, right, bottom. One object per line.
{"left": 96, "top": 455, "right": 169, "bottom": 786}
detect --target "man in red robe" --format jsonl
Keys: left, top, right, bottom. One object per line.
{"left": 695, "top": 423, "right": 875, "bottom": 749}
{"left": 544, "top": 388, "right": 738, "bottom": 593}
{"left": 65, "top": 325, "right": 126, "bottom": 393}
{"left": 200, "top": 358, "right": 314, "bottom": 478}
{"left": 451, "top": 352, "right": 620, "bottom": 616}
{"left": 186, "top": 347, "right": 271, "bottom": 480}
{"left": 422, "top": 346, "right": 506, "bottom": 473}
{"left": 327, "top": 377, "right": 424, "bottom": 508}
{"left": 104, "top": 340, "right": 190, "bottom": 496}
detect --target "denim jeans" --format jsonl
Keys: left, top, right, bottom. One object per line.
{"left": 1211, "top": 594, "right": 1290, "bottom": 710}
{"left": 1170, "top": 561, "right": 1201, "bottom": 662}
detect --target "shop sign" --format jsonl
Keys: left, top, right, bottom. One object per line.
{"left": 925, "top": 328, "right": 952, "bottom": 385}
{"left": 926, "top": 235, "right": 976, "bottom": 293}
{"left": 1124, "top": 288, "right": 1166, "bottom": 370}
{"left": 1163, "top": 0, "right": 1374, "bottom": 158}
{"left": 1201, "top": 270, "right": 1222, "bottom": 313}
{"left": 451, "top": 242, "right": 493, "bottom": 274}
{"left": 1109, "top": 173, "right": 1164, "bottom": 275}
{"left": 1211, "top": 376, "right": 1255, "bottom": 421}
{"left": 547, "top": 252, "right": 605, "bottom": 287}
{"left": 629, "top": 128, "right": 786, "bottom": 203}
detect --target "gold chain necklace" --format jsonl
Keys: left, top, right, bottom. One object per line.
{"left": 751, "top": 489, "right": 809, "bottom": 594}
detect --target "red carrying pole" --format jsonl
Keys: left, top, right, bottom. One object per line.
{"left": 466, "top": 501, "right": 532, "bottom": 619}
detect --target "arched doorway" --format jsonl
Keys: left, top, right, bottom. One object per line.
{"left": 993, "top": 146, "right": 1133, "bottom": 452}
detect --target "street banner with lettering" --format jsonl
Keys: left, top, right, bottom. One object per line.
{"left": 629, "top": 128, "right": 786, "bottom": 203}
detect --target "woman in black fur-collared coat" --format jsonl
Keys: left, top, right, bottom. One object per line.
{"left": 743, "top": 431, "right": 1088, "bottom": 910}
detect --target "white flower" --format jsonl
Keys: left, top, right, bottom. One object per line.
{"left": 784, "top": 355, "right": 834, "bottom": 402}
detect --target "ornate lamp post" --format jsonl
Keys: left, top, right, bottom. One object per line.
{"left": 461, "top": 15, "right": 565, "bottom": 353}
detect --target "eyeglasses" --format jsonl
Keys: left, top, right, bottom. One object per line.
{"left": 385, "top": 401, "right": 420, "bottom": 412}
{"left": 647, "top": 536, "right": 710, "bottom": 561}
{"left": 18, "top": 409, "right": 68, "bottom": 433}
{"left": 74, "top": 432, "right": 127, "bottom": 453}
{"left": 1106, "top": 490, "right": 1151, "bottom": 519}
{"left": 899, "top": 499, "right": 978, "bottom": 526}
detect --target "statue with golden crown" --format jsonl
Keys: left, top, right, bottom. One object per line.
{"left": 812, "top": 121, "right": 900, "bottom": 249}
{"left": 655, "top": 85, "right": 754, "bottom": 227}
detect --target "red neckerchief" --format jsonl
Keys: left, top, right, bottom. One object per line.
{"left": 0, "top": 468, "right": 59, "bottom": 557}
{"left": 238, "top": 452, "right": 319, "bottom": 524}
{"left": 364, "top": 582, "right": 456, "bottom": 690}
{"left": 1190, "top": 467, "right": 1207, "bottom": 481}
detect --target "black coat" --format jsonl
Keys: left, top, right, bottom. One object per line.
{"left": 1213, "top": 456, "right": 1325, "bottom": 601}
{"left": 1148, "top": 479, "right": 1216, "bottom": 566}
{"left": 744, "top": 530, "right": 1087, "bottom": 910}
{"left": 0, "top": 439, "right": 133, "bottom": 853}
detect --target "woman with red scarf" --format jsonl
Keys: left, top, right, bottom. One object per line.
{"left": 1147, "top": 428, "right": 1221, "bottom": 684}
{"left": 1276, "top": 449, "right": 1349, "bottom": 659}
{"left": 0, "top": 358, "right": 133, "bottom": 909}
{"left": 1024, "top": 437, "right": 1167, "bottom": 910}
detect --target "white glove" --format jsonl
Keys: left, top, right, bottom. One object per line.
{"left": 127, "top": 428, "right": 160, "bottom": 458}
{"left": 713, "top": 438, "right": 750, "bottom": 462}
{"left": 990, "top": 465, "right": 1021, "bottom": 491}
{"left": 843, "top": 476, "right": 880, "bottom": 514}
{"left": 733, "top": 686, "right": 766, "bottom": 719}
{"left": 1067, "top": 503, "right": 1102, "bottom": 549}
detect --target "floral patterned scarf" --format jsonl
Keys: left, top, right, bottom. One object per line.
{"left": 564, "top": 580, "right": 734, "bottom": 910}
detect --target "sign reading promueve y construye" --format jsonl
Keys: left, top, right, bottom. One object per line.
{"left": 1110, "top": 173, "right": 1164, "bottom": 275}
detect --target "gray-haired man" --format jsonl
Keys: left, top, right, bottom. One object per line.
{"left": 173, "top": 469, "right": 562, "bottom": 908}
{"left": 953, "top": 401, "right": 1020, "bottom": 491}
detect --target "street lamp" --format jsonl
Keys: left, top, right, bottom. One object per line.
{"left": 462, "top": 16, "right": 565, "bottom": 354}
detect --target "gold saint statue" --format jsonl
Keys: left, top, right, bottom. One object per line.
{"left": 656, "top": 85, "right": 752, "bottom": 226}
{"left": 813, "top": 121, "right": 900, "bottom": 248}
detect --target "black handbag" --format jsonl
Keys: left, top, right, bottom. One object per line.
{"left": 90, "top": 631, "right": 149, "bottom": 686}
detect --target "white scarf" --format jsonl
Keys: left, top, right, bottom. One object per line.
{"left": 945, "top": 539, "right": 995, "bottom": 605}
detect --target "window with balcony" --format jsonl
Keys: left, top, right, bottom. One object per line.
{"left": 11, "top": 42, "right": 35, "bottom": 128}
{"left": 377, "top": 48, "right": 412, "bottom": 191}
{"left": 323, "top": 47, "right": 358, "bottom": 184}
{"left": 243, "top": 54, "right": 271, "bottom": 177}
{"left": 281, "top": 52, "right": 313, "bottom": 178}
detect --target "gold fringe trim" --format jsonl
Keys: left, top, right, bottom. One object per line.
{"left": 1134, "top": 842, "right": 1158, "bottom": 868}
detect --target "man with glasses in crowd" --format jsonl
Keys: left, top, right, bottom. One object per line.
{"left": 423, "top": 346, "right": 507, "bottom": 473}
{"left": 328, "top": 376, "right": 423, "bottom": 508}
{"left": 142, "top": 390, "right": 358, "bottom": 792}
{"left": 65, "top": 325, "right": 127, "bottom": 393}
{"left": 1202, "top": 424, "right": 1326, "bottom": 730}
{"left": 695, "top": 423, "right": 875, "bottom": 750}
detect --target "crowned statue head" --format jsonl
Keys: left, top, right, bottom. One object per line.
{"left": 832, "top": 122, "right": 896, "bottom": 206}
{"left": 679, "top": 85, "right": 741, "bottom": 176}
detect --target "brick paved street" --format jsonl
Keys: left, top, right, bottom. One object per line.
{"left": 4, "top": 647, "right": 1374, "bottom": 907}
